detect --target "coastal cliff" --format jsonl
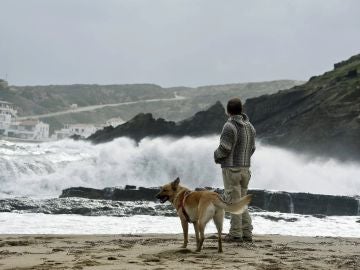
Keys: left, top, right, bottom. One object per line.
{"left": 245, "top": 54, "right": 360, "bottom": 160}
{"left": 88, "top": 54, "right": 360, "bottom": 161}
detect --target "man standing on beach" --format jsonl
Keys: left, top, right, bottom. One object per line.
{"left": 214, "top": 98, "right": 256, "bottom": 242}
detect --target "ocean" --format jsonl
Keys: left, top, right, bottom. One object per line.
{"left": 0, "top": 138, "right": 359, "bottom": 236}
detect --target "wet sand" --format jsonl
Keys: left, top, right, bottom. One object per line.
{"left": 0, "top": 234, "right": 359, "bottom": 269}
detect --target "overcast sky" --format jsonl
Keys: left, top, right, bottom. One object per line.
{"left": 0, "top": 0, "right": 359, "bottom": 87}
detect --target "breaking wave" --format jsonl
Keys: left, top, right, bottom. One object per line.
{"left": 0, "top": 137, "right": 359, "bottom": 197}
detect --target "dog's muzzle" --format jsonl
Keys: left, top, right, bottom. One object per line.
{"left": 155, "top": 193, "right": 169, "bottom": 204}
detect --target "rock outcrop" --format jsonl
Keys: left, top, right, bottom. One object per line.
{"left": 245, "top": 54, "right": 360, "bottom": 160}
{"left": 60, "top": 186, "right": 360, "bottom": 216}
{"left": 0, "top": 197, "right": 175, "bottom": 217}
{"left": 88, "top": 101, "right": 227, "bottom": 143}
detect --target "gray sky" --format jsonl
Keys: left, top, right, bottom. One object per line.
{"left": 0, "top": 0, "right": 359, "bottom": 87}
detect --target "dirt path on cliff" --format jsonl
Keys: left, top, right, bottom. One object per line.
{"left": 18, "top": 93, "right": 186, "bottom": 120}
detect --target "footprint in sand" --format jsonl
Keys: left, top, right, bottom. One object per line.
{"left": 262, "top": 258, "right": 279, "bottom": 264}
{"left": 138, "top": 254, "right": 161, "bottom": 262}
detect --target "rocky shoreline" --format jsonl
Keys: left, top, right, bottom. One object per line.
{"left": 60, "top": 186, "right": 360, "bottom": 216}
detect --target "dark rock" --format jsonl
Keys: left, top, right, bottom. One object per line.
{"left": 259, "top": 215, "right": 298, "bottom": 222}
{"left": 246, "top": 190, "right": 270, "bottom": 210}
{"left": 0, "top": 197, "right": 132, "bottom": 217}
{"left": 87, "top": 102, "right": 227, "bottom": 143}
{"left": 312, "top": 214, "right": 327, "bottom": 219}
{"left": 125, "top": 185, "right": 136, "bottom": 190}
{"left": 248, "top": 206, "right": 266, "bottom": 212}
{"left": 346, "top": 69, "right": 358, "bottom": 78}
{"left": 60, "top": 187, "right": 105, "bottom": 199}
{"left": 334, "top": 54, "right": 360, "bottom": 69}
{"left": 267, "top": 192, "right": 294, "bottom": 213}
{"left": 291, "top": 193, "right": 358, "bottom": 215}
{"left": 69, "top": 134, "right": 82, "bottom": 141}
{"left": 59, "top": 186, "right": 360, "bottom": 216}
{"left": 111, "top": 188, "right": 159, "bottom": 201}
{"left": 245, "top": 54, "right": 360, "bottom": 161}
{"left": 1, "top": 188, "right": 358, "bottom": 217}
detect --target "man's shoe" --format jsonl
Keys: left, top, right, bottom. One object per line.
{"left": 223, "top": 234, "right": 243, "bottom": 242}
{"left": 243, "top": 236, "right": 253, "bottom": 242}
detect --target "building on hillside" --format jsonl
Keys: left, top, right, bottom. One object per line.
{"left": 0, "top": 100, "right": 17, "bottom": 135}
{"left": 52, "top": 127, "right": 71, "bottom": 140}
{"left": 52, "top": 123, "right": 99, "bottom": 140}
{"left": 0, "top": 79, "right": 8, "bottom": 88}
{"left": 6, "top": 119, "right": 49, "bottom": 141}
{"left": 1, "top": 100, "right": 50, "bottom": 141}
{"left": 105, "top": 117, "right": 125, "bottom": 127}
{"left": 69, "top": 124, "right": 97, "bottom": 138}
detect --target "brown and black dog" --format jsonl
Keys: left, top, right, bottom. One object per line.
{"left": 156, "top": 177, "right": 252, "bottom": 253}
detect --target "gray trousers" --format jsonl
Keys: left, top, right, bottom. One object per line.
{"left": 222, "top": 167, "right": 253, "bottom": 238}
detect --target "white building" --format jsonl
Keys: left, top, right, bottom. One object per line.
{"left": 0, "top": 100, "right": 17, "bottom": 135}
{"left": 69, "top": 124, "right": 97, "bottom": 138}
{"left": 52, "top": 128, "right": 71, "bottom": 140}
{"left": 0, "top": 100, "right": 50, "bottom": 141}
{"left": 105, "top": 117, "right": 125, "bottom": 127}
{"left": 7, "top": 120, "right": 49, "bottom": 141}
{"left": 52, "top": 123, "right": 98, "bottom": 140}
{"left": 0, "top": 79, "right": 8, "bottom": 88}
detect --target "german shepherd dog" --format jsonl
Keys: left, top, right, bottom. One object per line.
{"left": 156, "top": 177, "right": 252, "bottom": 253}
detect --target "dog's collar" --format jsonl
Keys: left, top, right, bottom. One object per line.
{"left": 178, "top": 190, "right": 192, "bottom": 223}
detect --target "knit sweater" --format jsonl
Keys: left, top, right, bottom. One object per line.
{"left": 214, "top": 114, "right": 256, "bottom": 168}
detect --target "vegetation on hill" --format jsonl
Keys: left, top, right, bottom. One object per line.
{"left": 245, "top": 54, "right": 360, "bottom": 160}
{"left": 0, "top": 80, "right": 301, "bottom": 133}
{"left": 88, "top": 53, "right": 360, "bottom": 161}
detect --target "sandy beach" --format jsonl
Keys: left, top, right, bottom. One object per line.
{"left": 0, "top": 234, "right": 359, "bottom": 269}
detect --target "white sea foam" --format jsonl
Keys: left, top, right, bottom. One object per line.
{"left": 1, "top": 137, "right": 360, "bottom": 197}
{"left": 0, "top": 212, "right": 359, "bottom": 237}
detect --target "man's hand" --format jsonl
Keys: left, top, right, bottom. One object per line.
{"left": 214, "top": 151, "right": 223, "bottom": 164}
{"left": 214, "top": 148, "right": 227, "bottom": 164}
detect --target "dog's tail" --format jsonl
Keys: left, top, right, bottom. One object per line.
{"left": 215, "top": 194, "right": 252, "bottom": 215}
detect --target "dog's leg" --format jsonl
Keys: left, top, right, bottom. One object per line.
{"left": 196, "top": 222, "right": 205, "bottom": 252}
{"left": 196, "top": 204, "right": 215, "bottom": 252}
{"left": 181, "top": 218, "right": 188, "bottom": 248}
{"left": 193, "top": 221, "right": 200, "bottom": 250}
{"left": 196, "top": 210, "right": 213, "bottom": 252}
{"left": 213, "top": 209, "right": 224, "bottom": 253}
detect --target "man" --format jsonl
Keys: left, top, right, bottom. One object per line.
{"left": 214, "top": 98, "right": 256, "bottom": 242}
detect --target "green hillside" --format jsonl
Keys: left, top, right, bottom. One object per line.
{"left": 245, "top": 54, "right": 360, "bottom": 160}
{"left": 0, "top": 80, "right": 302, "bottom": 133}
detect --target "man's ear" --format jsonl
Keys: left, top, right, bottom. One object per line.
{"left": 171, "top": 177, "right": 180, "bottom": 190}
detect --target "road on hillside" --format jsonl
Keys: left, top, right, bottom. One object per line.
{"left": 18, "top": 94, "right": 186, "bottom": 120}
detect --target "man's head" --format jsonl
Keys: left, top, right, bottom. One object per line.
{"left": 227, "top": 98, "right": 243, "bottom": 116}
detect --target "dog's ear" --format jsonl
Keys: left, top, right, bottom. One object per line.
{"left": 171, "top": 177, "right": 180, "bottom": 190}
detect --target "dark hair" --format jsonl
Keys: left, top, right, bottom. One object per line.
{"left": 227, "top": 98, "right": 243, "bottom": 115}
